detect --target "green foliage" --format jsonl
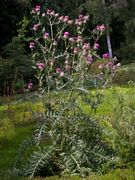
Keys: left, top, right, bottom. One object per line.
{"left": 113, "top": 64, "right": 135, "bottom": 85}
{"left": 14, "top": 101, "right": 117, "bottom": 178}
{"left": 0, "top": 118, "right": 15, "bottom": 144}
{"left": 90, "top": 168, "right": 135, "bottom": 180}
{"left": 101, "top": 90, "right": 135, "bottom": 166}
{"left": 0, "top": 36, "right": 35, "bottom": 95}
{"left": 0, "top": 0, "right": 28, "bottom": 48}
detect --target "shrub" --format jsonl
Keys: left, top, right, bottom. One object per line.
{"left": 113, "top": 64, "right": 135, "bottom": 85}
{"left": 14, "top": 104, "right": 116, "bottom": 178}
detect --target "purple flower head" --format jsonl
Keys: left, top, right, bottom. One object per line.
{"left": 69, "top": 37, "right": 75, "bottom": 43}
{"left": 59, "top": 16, "right": 64, "bottom": 21}
{"left": 29, "top": 42, "right": 35, "bottom": 49}
{"left": 76, "top": 36, "right": 83, "bottom": 43}
{"left": 75, "top": 19, "right": 79, "bottom": 25}
{"left": 96, "top": 24, "right": 105, "bottom": 31}
{"left": 32, "top": 23, "right": 40, "bottom": 31}
{"left": 67, "top": 20, "right": 73, "bottom": 25}
{"left": 112, "top": 65, "right": 117, "bottom": 70}
{"left": 46, "top": 9, "right": 51, "bottom": 15}
{"left": 42, "top": 13, "right": 45, "bottom": 17}
{"left": 100, "top": 24, "right": 106, "bottom": 31}
{"left": 83, "top": 43, "right": 90, "bottom": 50}
{"left": 83, "top": 15, "right": 89, "bottom": 21}
{"left": 93, "top": 43, "right": 99, "bottom": 50}
{"left": 79, "top": 14, "right": 83, "bottom": 20}
{"left": 32, "top": 8, "right": 36, "bottom": 14}
{"left": 63, "top": 16, "right": 69, "bottom": 22}
{"left": 28, "top": 81, "right": 33, "bottom": 89}
{"left": 44, "top": 32, "right": 49, "bottom": 39}
{"left": 50, "top": 11, "right": 55, "bottom": 16}
{"left": 86, "top": 55, "right": 93, "bottom": 64}
{"left": 36, "top": 63, "right": 45, "bottom": 70}
{"left": 73, "top": 47, "right": 78, "bottom": 54}
{"left": 35, "top": 5, "right": 41, "bottom": 12}
{"left": 53, "top": 40, "right": 57, "bottom": 46}
{"left": 82, "top": 49, "right": 88, "bottom": 56}
{"left": 55, "top": 13, "right": 59, "bottom": 17}
{"left": 63, "top": 31, "right": 69, "bottom": 39}
{"left": 75, "top": 19, "right": 82, "bottom": 25}
{"left": 60, "top": 71, "right": 64, "bottom": 77}
{"left": 56, "top": 67, "right": 61, "bottom": 73}
{"left": 103, "top": 53, "right": 109, "bottom": 59}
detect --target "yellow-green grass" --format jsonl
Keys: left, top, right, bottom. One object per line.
{"left": 0, "top": 125, "right": 34, "bottom": 176}
{"left": 0, "top": 87, "right": 135, "bottom": 179}
{"left": 81, "top": 86, "right": 135, "bottom": 116}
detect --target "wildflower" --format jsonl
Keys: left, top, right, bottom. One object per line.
{"left": 86, "top": 55, "right": 93, "bottom": 64}
{"left": 93, "top": 43, "right": 99, "bottom": 50}
{"left": 63, "top": 32, "right": 69, "bottom": 39}
{"left": 55, "top": 13, "right": 59, "bottom": 17}
{"left": 56, "top": 67, "right": 61, "bottom": 73}
{"left": 42, "top": 13, "right": 45, "bottom": 17}
{"left": 53, "top": 40, "right": 57, "bottom": 46}
{"left": 75, "top": 19, "right": 80, "bottom": 25}
{"left": 60, "top": 71, "right": 64, "bottom": 77}
{"left": 96, "top": 24, "right": 105, "bottom": 31}
{"left": 103, "top": 53, "right": 109, "bottom": 59}
{"left": 106, "top": 63, "right": 111, "bottom": 68}
{"left": 82, "top": 49, "right": 88, "bottom": 56}
{"left": 32, "top": 23, "right": 40, "bottom": 31}
{"left": 46, "top": 9, "right": 51, "bottom": 15}
{"left": 100, "top": 24, "right": 106, "bottom": 31}
{"left": 29, "top": 42, "right": 35, "bottom": 49}
{"left": 36, "top": 63, "right": 45, "bottom": 70}
{"left": 69, "top": 37, "right": 75, "bottom": 43}
{"left": 63, "top": 16, "right": 69, "bottom": 22}
{"left": 67, "top": 20, "right": 73, "bottom": 25}
{"left": 83, "top": 15, "right": 89, "bottom": 21}
{"left": 59, "top": 16, "right": 64, "bottom": 21}
{"left": 83, "top": 43, "right": 90, "bottom": 50}
{"left": 28, "top": 82, "right": 33, "bottom": 89}
{"left": 50, "top": 11, "right": 55, "bottom": 16}
{"left": 35, "top": 5, "right": 41, "bottom": 12}
{"left": 73, "top": 47, "right": 78, "bottom": 54}
{"left": 76, "top": 36, "right": 83, "bottom": 43}
{"left": 44, "top": 32, "right": 49, "bottom": 39}
{"left": 78, "top": 14, "right": 83, "bottom": 20}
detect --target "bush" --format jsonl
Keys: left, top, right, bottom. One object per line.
{"left": 113, "top": 64, "right": 135, "bottom": 85}
{"left": 14, "top": 103, "right": 116, "bottom": 178}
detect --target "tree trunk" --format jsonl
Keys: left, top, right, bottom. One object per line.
{"left": 106, "top": 23, "right": 113, "bottom": 58}
{"left": 101, "top": 0, "right": 113, "bottom": 58}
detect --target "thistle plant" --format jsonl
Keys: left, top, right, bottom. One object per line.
{"left": 14, "top": 5, "right": 120, "bottom": 178}
{"left": 28, "top": 5, "right": 120, "bottom": 105}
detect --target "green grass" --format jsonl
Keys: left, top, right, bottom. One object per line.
{"left": 0, "top": 125, "right": 34, "bottom": 171}
{"left": 0, "top": 87, "right": 135, "bottom": 179}
{"left": 81, "top": 86, "right": 135, "bottom": 116}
